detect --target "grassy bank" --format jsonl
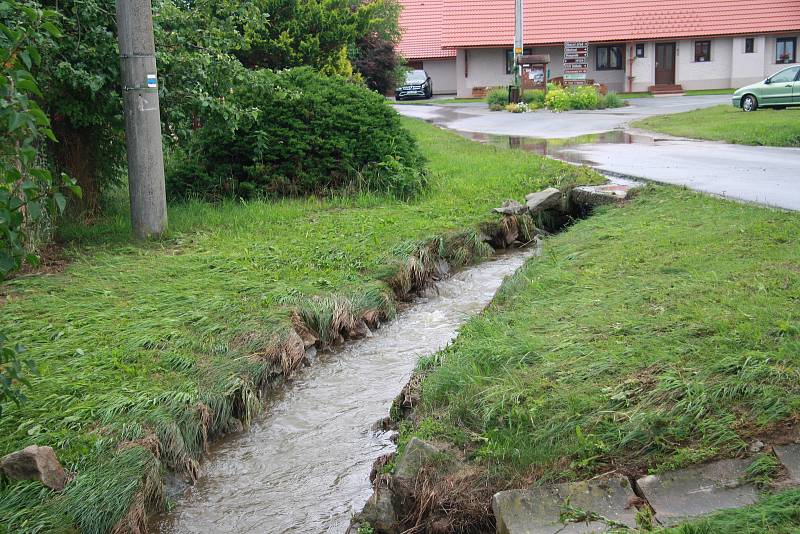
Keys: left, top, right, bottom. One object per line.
{"left": 633, "top": 104, "right": 800, "bottom": 147}
{"left": 400, "top": 186, "right": 800, "bottom": 521}
{"left": 0, "top": 117, "right": 597, "bottom": 532}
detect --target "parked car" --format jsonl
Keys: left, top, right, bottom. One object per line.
{"left": 395, "top": 70, "right": 433, "bottom": 101}
{"left": 733, "top": 66, "right": 800, "bottom": 112}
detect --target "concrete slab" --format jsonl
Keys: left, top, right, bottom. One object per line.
{"left": 571, "top": 179, "right": 641, "bottom": 207}
{"left": 637, "top": 459, "right": 758, "bottom": 526}
{"left": 774, "top": 444, "right": 800, "bottom": 485}
{"left": 493, "top": 477, "right": 638, "bottom": 534}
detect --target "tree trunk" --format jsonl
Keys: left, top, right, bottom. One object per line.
{"left": 50, "top": 117, "right": 101, "bottom": 216}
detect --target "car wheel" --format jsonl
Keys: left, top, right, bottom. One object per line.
{"left": 742, "top": 94, "right": 758, "bottom": 112}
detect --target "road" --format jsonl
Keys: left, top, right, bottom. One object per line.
{"left": 395, "top": 96, "right": 800, "bottom": 211}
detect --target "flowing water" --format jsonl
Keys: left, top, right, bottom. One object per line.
{"left": 159, "top": 249, "right": 534, "bottom": 534}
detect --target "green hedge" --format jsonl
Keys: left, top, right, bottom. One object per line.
{"left": 166, "top": 67, "right": 426, "bottom": 200}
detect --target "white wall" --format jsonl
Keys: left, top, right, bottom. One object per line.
{"left": 764, "top": 33, "right": 800, "bottom": 78}
{"left": 586, "top": 44, "right": 627, "bottom": 91}
{"left": 423, "top": 59, "right": 457, "bottom": 94}
{"left": 456, "top": 48, "right": 513, "bottom": 98}
{"left": 731, "top": 36, "right": 768, "bottom": 87}
{"left": 628, "top": 42, "right": 655, "bottom": 92}
{"left": 676, "top": 38, "right": 733, "bottom": 89}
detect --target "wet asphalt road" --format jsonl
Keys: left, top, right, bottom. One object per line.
{"left": 395, "top": 96, "right": 800, "bottom": 211}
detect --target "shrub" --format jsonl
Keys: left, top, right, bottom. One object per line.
{"left": 486, "top": 87, "right": 509, "bottom": 107}
{"left": 599, "top": 91, "right": 624, "bottom": 109}
{"left": 522, "top": 89, "right": 545, "bottom": 108}
{"left": 544, "top": 87, "right": 572, "bottom": 112}
{"left": 489, "top": 103, "right": 505, "bottom": 112}
{"left": 569, "top": 85, "right": 601, "bottom": 110}
{"left": 166, "top": 67, "right": 426, "bottom": 200}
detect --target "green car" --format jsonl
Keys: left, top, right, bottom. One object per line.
{"left": 732, "top": 66, "right": 800, "bottom": 112}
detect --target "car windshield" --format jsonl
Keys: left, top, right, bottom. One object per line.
{"left": 405, "top": 71, "right": 426, "bottom": 84}
{"left": 769, "top": 67, "right": 799, "bottom": 84}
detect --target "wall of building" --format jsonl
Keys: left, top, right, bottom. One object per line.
{"left": 675, "top": 38, "right": 733, "bottom": 89}
{"left": 628, "top": 42, "right": 655, "bottom": 92}
{"left": 423, "top": 59, "right": 457, "bottom": 94}
{"left": 765, "top": 33, "right": 800, "bottom": 76}
{"left": 456, "top": 48, "right": 513, "bottom": 98}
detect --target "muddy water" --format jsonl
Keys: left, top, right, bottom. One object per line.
{"left": 159, "top": 250, "right": 533, "bottom": 534}
{"left": 458, "top": 129, "right": 656, "bottom": 166}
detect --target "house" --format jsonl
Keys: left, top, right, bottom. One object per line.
{"left": 397, "top": 0, "right": 800, "bottom": 97}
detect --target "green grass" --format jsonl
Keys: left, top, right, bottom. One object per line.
{"left": 0, "top": 117, "right": 598, "bottom": 532}
{"left": 618, "top": 92, "right": 653, "bottom": 99}
{"left": 406, "top": 186, "right": 800, "bottom": 486}
{"left": 684, "top": 88, "right": 735, "bottom": 96}
{"left": 633, "top": 105, "right": 800, "bottom": 147}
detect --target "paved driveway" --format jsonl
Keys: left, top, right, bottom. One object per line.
{"left": 395, "top": 96, "right": 800, "bottom": 211}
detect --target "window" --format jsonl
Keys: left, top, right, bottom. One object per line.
{"left": 769, "top": 66, "right": 799, "bottom": 84}
{"left": 505, "top": 48, "right": 532, "bottom": 74}
{"left": 694, "top": 40, "right": 711, "bottom": 62}
{"left": 776, "top": 37, "right": 797, "bottom": 64}
{"left": 635, "top": 43, "right": 645, "bottom": 58}
{"left": 596, "top": 45, "right": 624, "bottom": 70}
{"left": 745, "top": 38, "right": 755, "bottom": 54}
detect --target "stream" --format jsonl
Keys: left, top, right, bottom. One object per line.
{"left": 159, "top": 249, "right": 534, "bottom": 534}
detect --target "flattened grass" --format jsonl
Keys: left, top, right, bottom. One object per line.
{"left": 410, "top": 187, "right": 800, "bottom": 484}
{"left": 0, "top": 117, "right": 597, "bottom": 532}
{"left": 633, "top": 105, "right": 800, "bottom": 147}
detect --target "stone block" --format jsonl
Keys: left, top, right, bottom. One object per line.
{"left": 525, "top": 188, "right": 562, "bottom": 214}
{"left": 393, "top": 437, "right": 441, "bottom": 480}
{"left": 492, "top": 477, "right": 638, "bottom": 534}
{"left": 774, "top": 444, "right": 800, "bottom": 485}
{"left": 636, "top": 459, "right": 758, "bottom": 526}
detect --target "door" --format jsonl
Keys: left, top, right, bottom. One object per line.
{"left": 762, "top": 66, "right": 799, "bottom": 105}
{"left": 655, "top": 43, "right": 676, "bottom": 85}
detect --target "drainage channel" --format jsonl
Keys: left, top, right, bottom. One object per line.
{"left": 157, "top": 249, "right": 534, "bottom": 534}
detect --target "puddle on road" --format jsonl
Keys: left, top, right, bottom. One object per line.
{"left": 158, "top": 250, "right": 533, "bottom": 534}
{"left": 459, "top": 130, "right": 657, "bottom": 166}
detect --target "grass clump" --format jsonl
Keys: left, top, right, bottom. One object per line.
{"left": 633, "top": 105, "right": 800, "bottom": 147}
{"left": 0, "top": 117, "right": 599, "bottom": 532}
{"left": 406, "top": 186, "right": 800, "bottom": 484}
{"left": 486, "top": 87, "right": 509, "bottom": 108}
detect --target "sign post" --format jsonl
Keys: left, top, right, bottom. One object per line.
{"left": 563, "top": 41, "right": 588, "bottom": 85}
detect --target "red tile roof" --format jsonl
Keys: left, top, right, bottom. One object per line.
{"left": 398, "top": 0, "right": 456, "bottom": 60}
{"left": 399, "top": 0, "right": 800, "bottom": 59}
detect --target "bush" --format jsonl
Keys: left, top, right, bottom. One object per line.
{"left": 486, "top": 87, "right": 509, "bottom": 107}
{"left": 522, "top": 89, "right": 545, "bottom": 108}
{"left": 544, "top": 87, "right": 572, "bottom": 111}
{"left": 599, "top": 91, "right": 624, "bottom": 109}
{"left": 569, "top": 85, "right": 601, "bottom": 110}
{"left": 488, "top": 103, "right": 504, "bottom": 112}
{"left": 166, "top": 67, "right": 426, "bottom": 200}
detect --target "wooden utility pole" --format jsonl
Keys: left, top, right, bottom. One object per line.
{"left": 514, "top": 0, "right": 524, "bottom": 90}
{"left": 116, "top": 0, "right": 168, "bottom": 239}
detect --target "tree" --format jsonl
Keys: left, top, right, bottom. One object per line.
{"left": 37, "top": 0, "right": 123, "bottom": 214}
{"left": 0, "top": 0, "right": 77, "bottom": 411}
{"left": 354, "top": 34, "right": 400, "bottom": 94}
